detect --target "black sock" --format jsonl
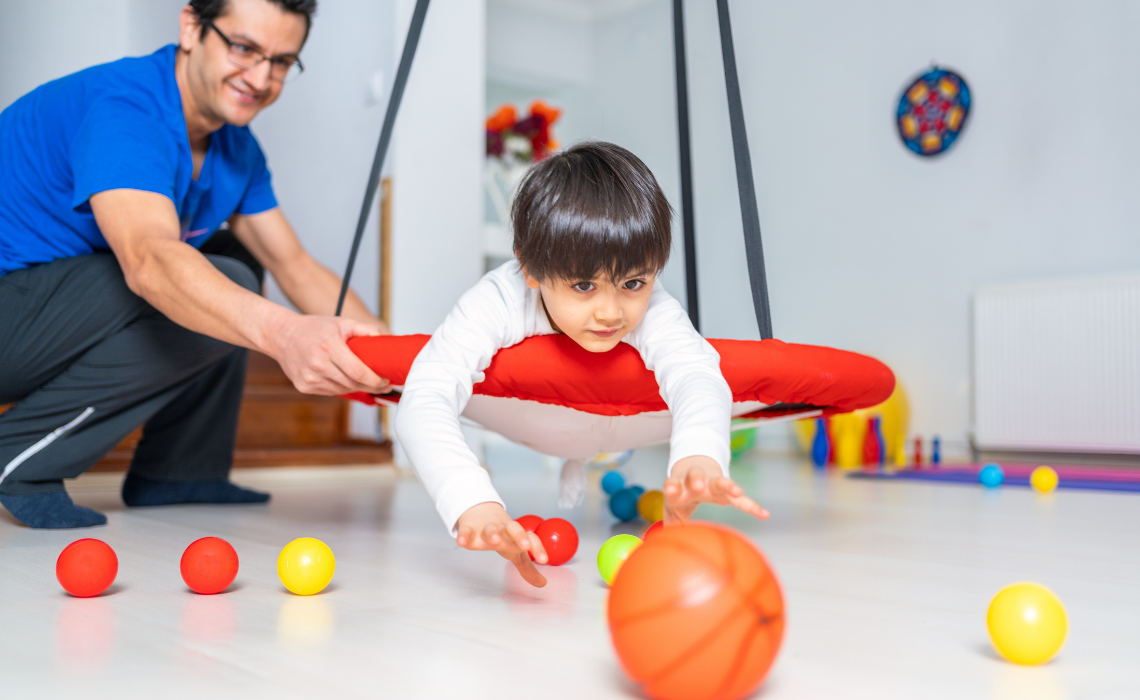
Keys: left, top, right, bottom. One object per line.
{"left": 0, "top": 491, "right": 107, "bottom": 529}
{"left": 121, "top": 473, "right": 270, "bottom": 507}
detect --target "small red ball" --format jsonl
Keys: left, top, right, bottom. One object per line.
{"left": 56, "top": 539, "right": 118, "bottom": 598}
{"left": 180, "top": 537, "right": 239, "bottom": 595}
{"left": 644, "top": 520, "right": 665, "bottom": 541}
{"left": 535, "top": 517, "right": 579, "bottom": 566}
{"left": 516, "top": 514, "right": 544, "bottom": 533}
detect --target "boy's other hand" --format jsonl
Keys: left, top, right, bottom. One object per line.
{"left": 663, "top": 456, "right": 769, "bottom": 525}
{"left": 455, "top": 502, "right": 549, "bottom": 588}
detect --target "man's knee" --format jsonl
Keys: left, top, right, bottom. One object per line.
{"left": 206, "top": 255, "right": 260, "bottom": 295}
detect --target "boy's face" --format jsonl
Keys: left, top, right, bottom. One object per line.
{"left": 523, "top": 269, "right": 656, "bottom": 353}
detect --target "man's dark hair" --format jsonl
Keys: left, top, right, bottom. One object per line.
{"left": 189, "top": 0, "right": 317, "bottom": 42}
{"left": 512, "top": 141, "right": 673, "bottom": 283}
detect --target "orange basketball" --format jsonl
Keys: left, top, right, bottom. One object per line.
{"left": 607, "top": 523, "right": 785, "bottom": 700}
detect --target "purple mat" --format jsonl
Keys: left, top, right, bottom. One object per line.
{"left": 847, "top": 463, "right": 1140, "bottom": 493}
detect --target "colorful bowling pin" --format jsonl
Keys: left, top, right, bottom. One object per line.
{"left": 932, "top": 435, "right": 941, "bottom": 466}
{"left": 811, "top": 418, "right": 829, "bottom": 467}
{"left": 914, "top": 436, "right": 924, "bottom": 468}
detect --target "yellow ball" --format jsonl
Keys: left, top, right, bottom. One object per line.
{"left": 278, "top": 538, "right": 336, "bottom": 596}
{"left": 1030, "top": 466, "right": 1059, "bottom": 494}
{"left": 987, "top": 582, "right": 1068, "bottom": 665}
{"left": 637, "top": 489, "right": 664, "bottom": 523}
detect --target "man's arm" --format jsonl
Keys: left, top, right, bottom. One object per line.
{"left": 90, "top": 188, "right": 389, "bottom": 396}
{"left": 227, "top": 207, "right": 388, "bottom": 330}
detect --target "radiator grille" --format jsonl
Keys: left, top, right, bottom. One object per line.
{"left": 973, "top": 274, "right": 1140, "bottom": 453}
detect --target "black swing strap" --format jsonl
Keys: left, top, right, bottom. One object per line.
{"left": 336, "top": 0, "right": 431, "bottom": 316}
{"left": 715, "top": 0, "right": 773, "bottom": 339}
{"left": 672, "top": 0, "right": 700, "bottom": 332}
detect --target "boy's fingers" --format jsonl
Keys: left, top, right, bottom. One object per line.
{"left": 504, "top": 521, "right": 531, "bottom": 550}
{"left": 527, "top": 532, "right": 549, "bottom": 564}
{"left": 729, "top": 493, "right": 770, "bottom": 520}
{"left": 456, "top": 526, "right": 475, "bottom": 549}
{"left": 512, "top": 552, "right": 548, "bottom": 588}
{"left": 482, "top": 523, "right": 505, "bottom": 548}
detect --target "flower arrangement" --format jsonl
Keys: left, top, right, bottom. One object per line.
{"left": 485, "top": 100, "right": 562, "bottom": 164}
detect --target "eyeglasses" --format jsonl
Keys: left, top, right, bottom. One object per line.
{"left": 204, "top": 21, "right": 304, "bottom": 82}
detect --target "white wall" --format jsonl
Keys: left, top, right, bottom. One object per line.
{"left": 389, "top": 0, "right": 486, "bottom": 334}
{"left": 582, "top": 0, "right": 1140, "bottom": 454}
{"left": 0, "top": 0, "right": 130, "bottom": 110}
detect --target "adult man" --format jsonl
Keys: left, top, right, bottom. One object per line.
{"left": 0, "top": 0, "right": 390, "bottom": 529}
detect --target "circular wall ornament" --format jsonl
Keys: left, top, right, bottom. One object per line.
{"left": 896, "top": 67, "right": 971, "bottom": 157}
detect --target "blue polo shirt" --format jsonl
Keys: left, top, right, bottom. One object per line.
{"left": 0, "top": 44, "right": 278, "bottom": 276}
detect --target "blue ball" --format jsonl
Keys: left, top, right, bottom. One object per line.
{"left": 609, "top": 488, "right": 640, "bottom": 522}
{"left": 979, "top": 463, "right": 1004, "bottom": 488}
{"left": 628, "top": 485, "right": 646, "bottom": 499}
{"left": 601, "top": 470, "right": 625, "bottom": 496}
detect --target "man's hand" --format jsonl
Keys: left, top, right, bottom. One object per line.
{"left": 269, "top": 314, "right": 391, "bottom": 395}
{"left": 663, "top": 455, "right": 769, "bottom": 525}
{"left": 455, "top": 502, "right": 549, "bottom": 588}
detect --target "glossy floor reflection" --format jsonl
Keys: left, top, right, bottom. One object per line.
{"left": 1, "top": 443, "right": 1138, "bottom": 700}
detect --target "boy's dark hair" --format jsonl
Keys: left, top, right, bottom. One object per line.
{"left": 512, "top": 141, "right": 672, "bottom": 283}
{"left": 189, "top": 0, "right": 317, "bottom": 42}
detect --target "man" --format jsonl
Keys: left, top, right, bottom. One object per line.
{"left": 0, "top": 0, "right": 390, "bottom": 529}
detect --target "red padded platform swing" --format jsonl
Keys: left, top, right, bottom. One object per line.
{"left": 334, "top": 0, "right": 894, "bottom": 459}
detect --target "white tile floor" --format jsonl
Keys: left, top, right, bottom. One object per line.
{"left": 1, "top": 443, "right": 1138, "bottom": 700}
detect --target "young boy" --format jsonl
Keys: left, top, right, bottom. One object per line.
{"left": 396, "top": 142, "right": 766, "bottom": 588}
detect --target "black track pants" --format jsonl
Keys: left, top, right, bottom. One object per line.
{"left": 0, "top": 251, "right": 257, "bottom": 495}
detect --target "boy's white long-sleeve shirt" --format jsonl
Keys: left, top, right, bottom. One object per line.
{"left": 395, "top": 261, "right": 732, "bottom": 534}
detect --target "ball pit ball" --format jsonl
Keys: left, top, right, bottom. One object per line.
{"left": 515, "top": 514, "right": 544, "bottom": 533}
{"left": 535, "top": 517, "right": 579, "bottom": 566}
{"left": 601, "top": 471, "right": 626, "bottom": 495}
{"left": 598, "top": 534, "right": 642, "bottom": 586}
{"left": 628, "top": 485, "right": 646, "bottom": 500}
{"left": 608, "top": 522, "right": 785, "bottom": 700}
{"left": 637, "top": 489, "right": 664, "bottom": 523}
{"left": 979, "top": 463, "right": 1004, "bottom": 488}
{"left": 56, "top": 539, "right": 118, "bottom": 598}
{"left": 277, "top": 538, "right": 336, "bottom": 596}
{"left": 180, "top": 537, "right": 239, "bottom": 595}
{"left": 987, "top": 582, "right": 1068, "bottom": 665}
{"left": 643, "top": 520, "right": 665, "bottom": 541}
{"left": 1030, "top": 466, "right": 1059, "bottom": 494}
{"left": 609, "top": 488, "right": 640, "bottom": 522}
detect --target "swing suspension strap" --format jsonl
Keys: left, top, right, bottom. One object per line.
{"left": 715, "top": 0, "right": 773, "bottom": 340}
{"left": 336, "top": 0, "right": 431, "bottom": 316}
{"left": 671, "top": 0, "right": 700, "bottom": 333}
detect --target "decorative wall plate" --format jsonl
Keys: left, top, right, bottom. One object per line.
{"left": 897, "top": 67, "right": 971, "bottom": 157}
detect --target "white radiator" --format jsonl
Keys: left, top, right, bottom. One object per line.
{"left": 973, "top": 273, "right": 1140, "bottom": 454}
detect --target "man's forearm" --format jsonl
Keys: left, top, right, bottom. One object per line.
{"left": 272, "top": 254, "right": 387, "bottom": 330}
{"left": 126, "top": 237, "right": 294, "bottom": 353}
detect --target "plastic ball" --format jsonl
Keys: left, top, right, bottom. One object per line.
{"left": 56, "top": 539, "right": 118, "bottom": 598}
{"left": 180, "top": 537, "right": 239, "bottom": 595}
{"left": 643, "top": 520, "right": 665, "bottom": 541}
{"left": 535, "top": 517, "right": 579, "bottom": 566}
{"left": 277, "top": 538, "right": 336, "bottom": 596}
{"left": 987, "top": 582, "right": 1068, "bottom": 665}
{"left": 730, "top": 426, "right": 757, "bottom": 457}
{"left": 597, "top": 534, "right": 643, "bottom": 585}
{"left": 637, "top": 489, "right": 664, "bottom": 523}
{"left": 1030, "top": 466, "right": 1059, "bottom": 494}
{"left": 601, "top": 471, "right": 626, "bottom": 495}
{"left": 515, "top": 514, "right": 544, "bottom": 533}
{"left": 609, "top": 488, "right": 640, "bottom": 522}
{"left": 979, "top": 463, "right": 1004, "bottom": 488}
{"left": 609, "top": 523, "right": 784, "bottom": 700}
{"left": 628, "top": 485, "right": 646, "bottom": 499}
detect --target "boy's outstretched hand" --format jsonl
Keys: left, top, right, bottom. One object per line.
{"left": 455, "top": 502, "right": 549, "bottom": 588}
{"left": 663, "top": 455, "right": 769, "bottom": 525}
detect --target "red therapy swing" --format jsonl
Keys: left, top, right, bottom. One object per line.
{"left": 334, "top": 0, "right": 894, "bottom": 460}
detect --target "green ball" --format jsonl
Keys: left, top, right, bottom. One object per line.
{"left": 597, "top": 534, "right": 643, "bottom": 586}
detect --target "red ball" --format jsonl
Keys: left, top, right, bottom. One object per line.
{"left": 56, "top": 539, "right": 118, "bottom": 598}
{"left": 643, "top": 520, "right": 665, "bottom": 541}
{"left": 180, "top": 537, "right": 239, "bottom": 595}
{"left": 515, "top": 514, "right": 544, "bottom": 533}
{"left": 608, "top": 523, "right": 785, "bottom": 700}
{"left": 535, "top": 517, "right": 578, "bottom": 566}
